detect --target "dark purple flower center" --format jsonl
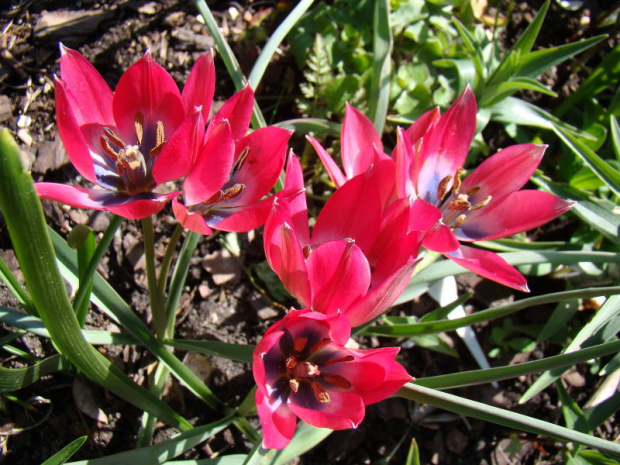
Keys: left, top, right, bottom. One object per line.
{"left": 281, "top": 336, "right": 353, "bottom": 404}
{"left": 98, "top": 112, "right": 165, "bottom": 195}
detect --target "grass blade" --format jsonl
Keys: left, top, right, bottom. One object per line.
{"left": 41, "top": 436, "right": 88, "bottom": 465}
{"left": 397, "top": 383, "right": 620, "bottom": 457}
{"left": 368, "top": 0, "right": 392, "bottom": 133}
{"left": 0, "top": 354, "right": 71, "bottom": 393}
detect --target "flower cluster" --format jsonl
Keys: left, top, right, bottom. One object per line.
{"left": 38, "top": 50, "right": 572, "bottom": 451}
{"left": 36, "top": 46, "right": 289, "bottom": 232}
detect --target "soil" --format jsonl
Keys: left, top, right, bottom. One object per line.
{"left": 0, "top": 1, "right": 617, "bottom": 464}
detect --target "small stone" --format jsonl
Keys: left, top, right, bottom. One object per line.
{"left": 257, "top": 307, "right": 278, "bottom": 320}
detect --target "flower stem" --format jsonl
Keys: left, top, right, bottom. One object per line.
{"left": 157, "top": 223, "right": 184, "bottom": 297}
{"left": 142, "top": 216, "right": 166, "bottom": 339}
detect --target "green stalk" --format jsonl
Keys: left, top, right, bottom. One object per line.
{"left": 193, "top": 0, "right": 267, "bottom": 129}
{"left": 157, "top": 223, "right": 184, "bottom": 297}
{"left": 142, "top": 216, "right": 166, "bottom": 339}
{"left": 397, "top": 383, "right": 620, "bottom": 457}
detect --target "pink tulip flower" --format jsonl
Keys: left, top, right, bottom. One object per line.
{"left": 35, "top": 46, "right": 252, "bottom": 219}
{"left": 393, "top": 87, "right": 573, "bottom": 291}
{"left": 172, "top": 122, "right": 291, "bottom": 235}
{"left": 264, "top": 156, "right": 422, "bottom": 326}
{"left": 253, "top": 308, "right": 412, "bottom": 449}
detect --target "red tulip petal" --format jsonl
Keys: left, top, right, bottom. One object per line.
{"left": 306, "top": 241, "right": 371, "bottom": 316}
{"left": 307, "top": 135, "right": 346, "bottom": 187}
{"left": 152, "top": 110, "right": 205, "bottom": 184}
{"left": 288, "top": 389, "right": 365, "bottom": 430}
{"left": 214, "top": 84, "right": 254, "bottom": 140}
{"left": 172, "top": 198, "right": 214, "bottom": 236}
{"left": 393, "top": 127, "right": 415, "bottom": 199}
{"left": 182, "top": 50, "right": 215, "bottom": 120}
{"left": 313, "top": 170, "right": 382, "bottom": 254}
{"left": 256, "top": 389, "right": 297, "bottom": 450}
{"left": 209, "top": 196, "right": 274, "bottom": 232}
{"left": 263, "top": 202, "right": 311, "bottom": 306}
{"left": 113, "top": 51, "right": 184, "bottom": 145}
{"left": 416, "top": 87, "right": 477, "bottom": 204}
{"left": 446, "top": 246, "right": 529, "bottom": 292}
{"left": 182, "top": 120, "right": 235, "bottom": 206}
{"left": 456, "top": 190, "right": 574, "bottom": 242}
{"left": 55, "top": 78, "right": 98, "bottom": 183}
{"left": 405, "top": 106, "right": 440, "bottom": 145}
{"left": 35, "top": 183, "right": 176, "bottom": 219}
{"left": 409, "top": 199, "right": 460, "bottom": 253}
{"left": 59, "top": 45, "right": 114, "bottom": 126}
{"left": 281, "top": 153, "right": 310, "bottom": 245}
{"left": 228, "top": 127, "right": 290, "bottom": 204}
{"left": 459, "top": 144, "right": 546, "bottom": 204}
{"left": 342, "top": 104, "right": 382, "bottom": 179}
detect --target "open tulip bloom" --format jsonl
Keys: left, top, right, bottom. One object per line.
{"left": 312, "top": 88, "right": 573, "bottom": 291}
{"left": 253, "top": 308, "right": 412, "bottom": 449}
{"left": 264, "top": 155, "right": 422, "bottom": 327}
{"left": 36, "top": 46, "right": 260, "bottom": 220}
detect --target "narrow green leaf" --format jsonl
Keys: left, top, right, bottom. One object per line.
{"left": 41, "top": 436, "right": 87, "bottom": 465}
{"left": 397, "top": 383, "right": 620, "bottom": 456}
{"left": 516, "top": 35, "right": 607, "bottom": 79}
{"left": 244, "top": 422, "right": 332, "bottom": 465}
{"left": 67, "top": 415, "right": 235, "bottom": 465}
{"left": 0, "top": 254, "right": 36, "bottom": 315}
{"left": 274, "top": 118, "right": 340, "bottom": 137}
{"left": 481, "top": 77, "right": 557, "bottom": 107}
{"left": 50, "top": 229, "right": 225, "bottom": 411}
{"left": 165, "top": 457, "right": 248, "bottom": 465}
{"left": 406, "top": 438, "right": 421, "bottom": 465}
{"left": 452, "top": 17, "right": 485, "bottom": 81}
{"left": 415, "top": 340, "right": 620, "bottom": 390}
{"left": 532, "top": 175, "right": 620, "bottom": 246}
{"left": 511, "top": 0, "right": 549, "bottom": 54}
{"left": 520, "top": 294, "right": 620, "bottom": 403}
{"left": 398, "top": 253, "right": 620, "bottom": 305}
{"left": 71, "top": 225, "right": 96, "bottom": 328}
{"left": 0, "top": 129, "right": 191, "bottom": 430}
{"left": 192, "top": 0, "right": 266, "bottom": 129}
{"left": 583, "top": 393, "right": 620, "bottom": 431}
{"left": 376, "top": 287, "right": 620, "bottom": 337}
{"left": 557, "top": 381, "right": 591, "bottom": 434}
{"left": 165, "top": 339, "right": 254, "bottom": 363}
{"left": 610, "top": 115, "right": 620, "bottom": 162}
{"left": 368, "top": 0, "right": 392, "bottom": 133}
{"left": 0, "top": 306, "right": 138, "bottom": 346}
{"left": 554, "top": 125, "right": 620, "bottom": 197}
{"left": 0, "top": 354, "right": 70, "bottom": 393}
{"left": 555, "top": 44, "right": 620, "bottom": 117}
{"left": 248, "top": 0, "right": 314, "bottom": 91}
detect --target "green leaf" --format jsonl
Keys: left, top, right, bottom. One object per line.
{"left": 67, "top": 416, "right": 235, "bottom": 465}
{"left": 192, "top": 0, "right": 266, "bottom": 129}
{"left": 405, "top": 438, "right": 421, "bottom": 465}
{"left": 416, "top": 340, "right": 620, "bottom": 390}
{"left": 0, "top": 354, "right": 70, "bottom": 393}
{"left": 0, "top": 254, "right": 36, "bottom": 315}
{"left": 583, "top": 394, "right": 620, "bottom": 431}
{"left": 70, "top": 225, "right": 96, "bottom": 328}
{"left": 165, "top": 340, "right": 254, "bottom": 364}
{"left": 50, "top": 228, "right": 225, "bottom": 412}
{"left": 248, "top": 0, "right": 315, "bottom": 91}
{"left": 557, "top": 381, "right": 591, "bottom": 434}
{"left": 610, "top": 115, "right": 620, "bottom": 162}
{"left": 481, "top": 77, "right": 557, "bottom": 107}
{"left": 520, "top": 294, "right": 620, "bottom": 403}
{"left": 368, "top": 0, "right": 392, "bottom": 133}
{"left": 554, "top": 125, "right": 620, "bottom": 197}
{"left": 375, "top": 287, "right": 620, "bottom": 337}
{"left": 274, "top": 118, "right": 340, "bottom": 137}
{"left": 244, "top": 423, "right": 332, "bottom": 465}
{"left": 452, "top": 17, "right": 485, "bottom": 81}
{"left": 397, "top": 383, "right": 620, "bottom": 456}
{"left": 398, "top": 252, "right": 620, "bottom": 305}
{"left": 0, "top": 129, "right": 191, "bottom": 431}
{"left": 516, "top": 35, "right": 607, "bottom": 79}
{"left": 165, "top": 457, "right": 248, "bottom": 465}
{"left": 510, "top": 1, "right": 549, "bottom": 54}
{"left": 0, "top": 306, "right": 138, "bottom": 346}
{"left": 41, "top": 436, "right": 87, "bottom": 465}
